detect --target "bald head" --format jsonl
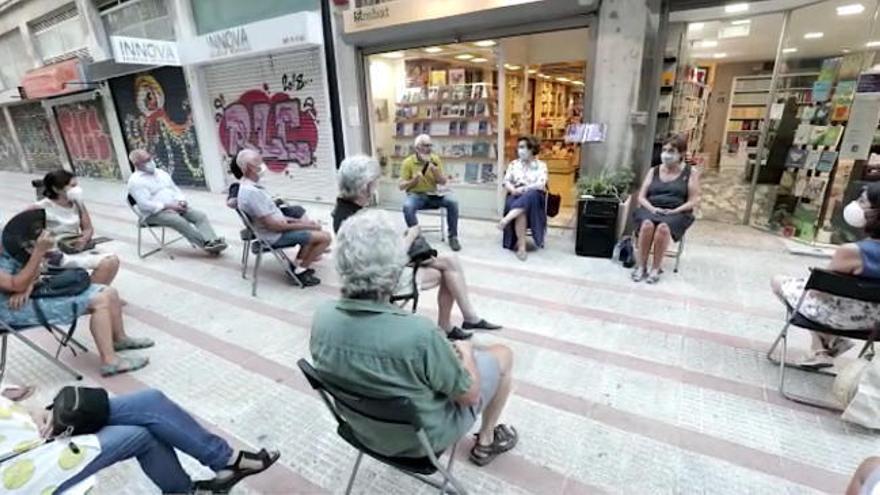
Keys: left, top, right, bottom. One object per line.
{"left": 129, "top": 149, "right": 150, "bottom": 167}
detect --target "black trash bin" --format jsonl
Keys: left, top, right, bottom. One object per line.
{"left": 576, "top": 197, "right": 620, "bottom": 258}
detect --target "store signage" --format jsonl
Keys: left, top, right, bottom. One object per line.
{"left": 180, "top": 11, "right": 322, "bottom": 65}
{"left": 19, "top": 59, "right": 83, "bottom": 99}
{"left": 343, "top": 0, "right": 542, "bottom": 33}
{"left": 110, "top": 36, "right": 181, "bottom": 66}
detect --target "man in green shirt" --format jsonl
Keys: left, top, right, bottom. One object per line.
{"left": 400, "top": 134, "right": 462, "bottom": 251}
{"left": 310, "top": 209, "right": 517, "bottom": 466}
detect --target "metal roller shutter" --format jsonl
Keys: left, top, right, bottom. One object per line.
{"left": 8, "top": 102, "right": 64, "bottom": 173}
{"left": 204, "top": 47, "right": 336, "bottom": 203}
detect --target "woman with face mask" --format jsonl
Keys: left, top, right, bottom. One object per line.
{"left": 771, "top": 183, "right": 880, "bottom": 368}
{"left": 631, "top": 135, "right": 701, "bottom": 283}
{"left": 499, "top": 136, "right": 549, "bottom": 261}
{"left": 32, "top": 170, "right": 120, "bottom": 285}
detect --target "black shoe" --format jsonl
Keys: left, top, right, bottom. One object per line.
{"left": 449, "top": 237, "right": 461, "bottom": 251}
{"left": 291, "top": 270, "right": 321, "bottom": 287}
{"left": 462, "top": 319, "right": 502, "bottom": 331}
{"left": 446, "top": 327, "right": 473, "bottom": 341}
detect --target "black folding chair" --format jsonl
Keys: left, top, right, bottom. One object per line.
{"left": 0, "top": 318, "right": 89, "bottom": 382}
{"left": 126, "top": 194, "right": 184, "bottom": 260}
{"left": 390, "top": 264, "right": 422, "bottom": 313}
{"left": 234, "top": 209, "right": 303, "bottom": 296}
{"left": 766, "top": 268, "right": 880, "bottom": 411}
{"left": 634, "top": 231, "right": 686, "bottom": 273}
{"left": 297, "top": 359, "right": 467, "bottom": 495}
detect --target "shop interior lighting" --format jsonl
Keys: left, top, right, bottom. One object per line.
{"left": 842, "top": 48, "right": 853, "bottom": 52}
{"left": 556, "top": 77, "right": 570, "bottom": 82}
{"left": 572, "top": 80, "right": 585, "bottom": 86}
{"left": 471, "top": 57, "right": 488, "bottom": 63}
{"left": 505, "top": 64, "right": 522, "bottom": 70}
{"left": 865, "top": 41, "right": 880, "bottom": 47}
{"left": 731, "top": 19, "right": 751, "bottom": 25}
{"left": 527, "top": 69, "right": 537, "bottom": 74}
{"left": 455, "top": 53, "right": 475, "bottom": 60}
{"left": 473, "top": 40, "right": 497, "bottom": 47}
{"left": 724, "top": 3, "right": 749, "bottom": 13}
{"left": 423, "top": 47, "right": 443, "bottom": 53}
{"left": 782, "top": 47, "right": 798, "bottom": 53}
{"left": 538, "top": 73, "right": 550, "bottom": 78}
{"left": 713, "top": 52, "right": 728, "bottom": 58}
{"left": 697, "top": 40, "right": 719, "bottom": 48}
{"left": 688, "top": 22, "right": 704, "bottom": 32}
{"left": 837, "top": 3, "right": 865, "bottom": 15}
{"left": 803, "top": 32, "right": 824, "bottom": 39}
{"left": 381, "top": 51, "right": 404, "bottom": 59}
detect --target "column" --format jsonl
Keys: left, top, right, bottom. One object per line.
{"left": 3, "top": 107, "right": 28, "bottom": 173}
{"left": 75, "top": 0, "right": 111, "bottom": 62}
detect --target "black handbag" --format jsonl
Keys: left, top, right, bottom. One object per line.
{"left": 49, "top": 386, "right": 110, "bottom": 437}
{"left": 32, "top": 267, "right": 91, "bottom": 298}
{"left": 547, "top": 192, "right": 562, "bottom": 218}
{"left": 407, "top": 235, "right": 437, "bottom": 265}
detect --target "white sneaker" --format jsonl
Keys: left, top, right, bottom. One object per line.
{"left": 798, "top": 350, "right": 834, "bottom": 369}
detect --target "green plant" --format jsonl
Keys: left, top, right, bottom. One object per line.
{"left": 576, "top": 168, "right": 635, "bottom": 202}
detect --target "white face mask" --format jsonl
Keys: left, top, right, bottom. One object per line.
{"left": 257, "top": 163, "right": 268, "bottom": 177}
{"left": 661, "top": 151, "right": 680, "bottom": 165}
{"left": 65, "top": 185, "right": 83, "bottom": 202}
{"left": 142, "top": 160, "right": 157, "bottom": 174}
{"left": 843, "top": 200, "right": 867, "bottom": 228}
{"left": 517, "top": 147, "right": 531, "bottom": 161}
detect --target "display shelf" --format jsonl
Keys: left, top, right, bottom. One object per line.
{"left": 393, "top": 134, "right": 497, "bottom": 139}
{"left": 390, "top": 155, "right": 493, "bottom": 160}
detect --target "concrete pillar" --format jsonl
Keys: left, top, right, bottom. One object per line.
{"left": 18, "top": 21, "right": 42, "bottom": 67}
{"left": 99, "top": 81, "right": 132, "bottom": 181}
{"left": 583, "top": 0, "right": 663, "bottom": 177}
{"left": 330, "top": 10, "right": 368, "bottom": 157}
{"left": 168, "top": 0, "right": 226, "bottom": 192}
{"left": 75, "top": 0, "right": 111, "bottom": 62}
{"left": 3, "top": 106, "right": 29, "bottom": 173}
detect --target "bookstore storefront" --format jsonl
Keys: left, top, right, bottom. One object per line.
{"left": 667, "top": 0, "right": 880, "bottom": 246}
{"left": 342, "top": 0, "right": 597, "bottom": 221}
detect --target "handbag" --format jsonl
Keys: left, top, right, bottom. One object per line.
{"left": 407, "top": 235, "right": 437, "bottom": 265}
{"left": 613, "top": 236, "right": 636, "bottom": 268}
{"left": 840, "top": 355, "right": 880, "bottom": 429}
{"left": 49, "top": 386, "right": 110, "bottom": 437}
{"left": 32, "top": 267, "right": 91, "bottom": 299}
{"left": 546, "top": 192, "right": 561, "bottom": 218}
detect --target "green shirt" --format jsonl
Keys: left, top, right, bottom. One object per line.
{"left": 309, "top": 298, "right": 473, "bottom": 457}
{"left": 400, "top": 153, "right": 445, "bottom": 194}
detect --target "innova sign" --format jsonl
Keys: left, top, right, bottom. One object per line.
{"left": 111, "top": 36, "right": 181, "bottom": 66}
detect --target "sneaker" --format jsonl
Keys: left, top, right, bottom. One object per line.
{"left": 291, "top": 270, "right": 321, "bottom": 287}
{"left": 446, "top": 327, "right": 473, "bottom": 341}
{"left": 798, "top": 350, "right": 834, "bottom": 369}
{"left": 449, "top": 237, "right": 461, "bottom": 252}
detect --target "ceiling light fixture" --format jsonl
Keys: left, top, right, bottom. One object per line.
{"left": 527, "top": 69, "right": 537, "bottom": 74}
{"left": 455, "top": 54, "right": 475, "bottom": 60}
{"left": 688, "top": 22, "right": 704, "bottom": 31}
{"left": 803, "top": 32, "right": 824, "bottom": 39}
{"left": 380, "top": 51, "right": 404, "bottom": 59}
{"left": 782, "top": 47, "right": 798, "bottom": 53}
{"left": 471, "top": 57, "right": 488, "bottom": 63}
{"left": 724, "top": 3, "right": 749, "bottom": 13}
{"left": 473, "top": 40, "right": 497, "bottom": 47}
{"left": 713, "top": 52, "right": 728, "bottom": 58}
{"left": 423, "top": 47, "right": 443, "bottom": 53}
{"left": 865, "top": 41, "right": 880, "bottom": 47}
{"left": 731, "top": 19, "right": 751, "bottom": 25}
{"left": 837, "top": 3, "right": 865, "bottom": 15}
{"left": 697, "top": 40, "right": 719, "bottom": 48}
{"left": 506, "top": 65, "right": 522, "bottom": 70}
{"left": 572, "top": 80, "right": 585, "bottom": 86}
{"left": 842, "top": 48, "right": 853, "bottom": 53}
{"left": 556, "top": 77, "right": 570, "bottom": 82}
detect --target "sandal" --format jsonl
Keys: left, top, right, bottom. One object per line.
{"left": 1, "top": 385, "right": 35, "bottom": 402}
{"left": 469, "top": 424, "right": 518, "bottom": 466}
{"left": 114, "top": 337, "right": 155, "bottom": 351}
{"left": 192, "top": 448, "right": 280, "bottom": 493}
{"left": 631, "top": 267, "right": 646, "bottom": 282}
{"left": 645, "top": 269, "right": 661, "bottom": 284}
{"left": 100, "top": 356, "right": 149, "bottom": 377}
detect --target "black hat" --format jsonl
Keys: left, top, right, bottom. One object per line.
{"left": 2, "top": 209, "right": 46, "bottom": 263}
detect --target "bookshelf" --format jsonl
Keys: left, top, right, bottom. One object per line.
{"left": 389, "top": 82, "right": 498, "bottom": 188}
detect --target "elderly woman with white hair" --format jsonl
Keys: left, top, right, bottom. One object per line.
{"left": 332, "top": 155, "right": 500, "bottom": 341}
{"left": 311, "top": 209, "right": 519, "bottom": 466}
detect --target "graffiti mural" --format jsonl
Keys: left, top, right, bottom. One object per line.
{"left": 0, "top": 113, "right": 21, "bottom": 172}
{"left": 213, "top": 83, "right": 319, "bottom": 171}
{"left": 110, "top": 67, "right": 205, "bottom": 187}
{"left": 8, "top": 102, "right": 63, "bottom": 173}
{"left": 54, "top": 100, "right": 120, "bottom": 180}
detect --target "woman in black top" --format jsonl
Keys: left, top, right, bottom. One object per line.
{"left": 631, "top": 135, "right": 701, "bottom": 283}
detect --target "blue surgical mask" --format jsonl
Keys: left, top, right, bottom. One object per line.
{"left": 661, "top": 151, "right": 680, "bottom": 165}
{"left": 143, "top": 160, "right": 157, "bottom": 174}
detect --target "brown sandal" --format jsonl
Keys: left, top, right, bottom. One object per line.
{"left": 469, "top": 424, "right": 518, "bottom": 466}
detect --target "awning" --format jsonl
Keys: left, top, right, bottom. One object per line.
{"left": 19, "top": 58, "right": 85, "bottom": 99}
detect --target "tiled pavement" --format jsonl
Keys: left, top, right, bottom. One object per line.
{"left": 0, "top": 170, "right": 874, "bottom": 494}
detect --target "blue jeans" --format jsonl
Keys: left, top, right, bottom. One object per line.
{"left": 402, "top": 193, "right": 459, "bottom": 237}
{"left": 57, "top": 389, "right": 232, "bottom": 494}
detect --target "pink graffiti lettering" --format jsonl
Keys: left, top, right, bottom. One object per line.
{"left": 216, "top": 89, "right": 318, "bottom": 170}
{"left": 57, "top": 105, "right": 112, "bottom": 162}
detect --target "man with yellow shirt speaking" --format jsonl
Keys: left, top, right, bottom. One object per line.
{"left": 399, "top": 134, "right": 461, "bottom": 251}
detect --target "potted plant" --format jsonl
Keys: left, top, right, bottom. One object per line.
{"left": 574, "top": 168, "right": 635, "bottom": 258}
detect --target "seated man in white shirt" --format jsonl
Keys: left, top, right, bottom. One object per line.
{"left": 127, "top": 149, "right": 227, "bottom": 255}
{"left": 235, "top": 149, "right": 331, "bottom": 287}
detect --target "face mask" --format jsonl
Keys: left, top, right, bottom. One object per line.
{"left": 143, "top": 160, "right": 157, "bottom": 174}
{"left": 65, "top": 185, "right": 83, "bottom": 202}
{"left": 258, "top": 163, "right": 268, "bottom": 177}
{"left": 843, "top": 200, "right": 867, "bottom": 228}
{"left": 517, "top": 147, "right": 531, "bottom": 161}
{"left": 661, "top": 151, "right": 680, "bottom": 165}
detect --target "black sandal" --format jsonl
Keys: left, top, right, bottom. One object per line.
{"left": 469, "top": 424, "right": 519, "bottom": 466}
{"left": 192, "top": 448, "right": 280, "bottom": 493}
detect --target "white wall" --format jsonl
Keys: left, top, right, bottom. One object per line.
{"left": 367, "top": 57, "right": 404, "bottom": 157}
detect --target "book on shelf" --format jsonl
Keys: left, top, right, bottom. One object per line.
{"left": 804, "top": 150, "right": 821, "bottom": 170}
{"left": 803, "top": 176, "right": 829, "bottom": 202}
{"left": 794, "top": 174, "right": 809, "bottom": 196}
{"left": 793, "top": 124, "right": 812, "bottom": 145}
{"left": 467, "top": 121, "right": 480, "bottom": 135}
{"left": 785, "top": 147, "right": 808, "bottom": 168}
{"left": 822, "top": 126, "right": 844, "bottom": 148}
{"left": 480, "top": 163, "right": 496, "bottom": 183}
{"left": 464, "top": 163, "right": 479, "bottom": 183}
{"left": 449, "top": 69, "right": 465, "bottom": 86}
{"left": 817, "top": 151, "right": 838, "bottom": 172}
{"left": 809, "top": 126, "right": 828, "bottom": 147}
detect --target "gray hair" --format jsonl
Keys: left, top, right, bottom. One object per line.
{"left": 335, "top": 209, "right": 407, "bottom": 298}
{"left": 338, "top": 155, "right": 380, "bottom": 200}
{"left": 414, "top": 134, "right": 432, "bottom": 148}
{"left": 236, "top": 149, "right": 260, "bottom": 171}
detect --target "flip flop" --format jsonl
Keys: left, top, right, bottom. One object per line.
{"left": 100, "top": 356, "right": 149, "bottom": 377}
{"left": 114, "top": 337, "right": 155, "bottom": 351}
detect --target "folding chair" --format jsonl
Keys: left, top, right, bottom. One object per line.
{"left": 634, "top": 231, "right": 686, "bottom": 273}
{"left": 126, "top": 195, "right": 184, "bottom": 260}
{"left": 390, "top": 264, "right": 423, "bottom": 313}
{"left": 296, "top": 359, "right": 467, "bottom": 495}
{"left": 234, "top": 209, "right": 303, "bottom": 296}
{"left": 766, "top": 268, "right": 880, "bottom": 411}
{"left": 419, "top": 207, "right": 447, "bottom": 243}
{"left": 0, "top": 319, "right": 89, "bottom": 383}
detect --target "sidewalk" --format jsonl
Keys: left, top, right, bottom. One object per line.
{"left": 0, "top": 170, "right": 871, "bottom": 494}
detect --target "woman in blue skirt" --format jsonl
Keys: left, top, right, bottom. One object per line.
{"left": 498, "top": 136, "right": 549, "bottom": 261}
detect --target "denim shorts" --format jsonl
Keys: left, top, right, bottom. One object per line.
{"left": 271, "top": 230, "right": 312, "bottom": 249}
